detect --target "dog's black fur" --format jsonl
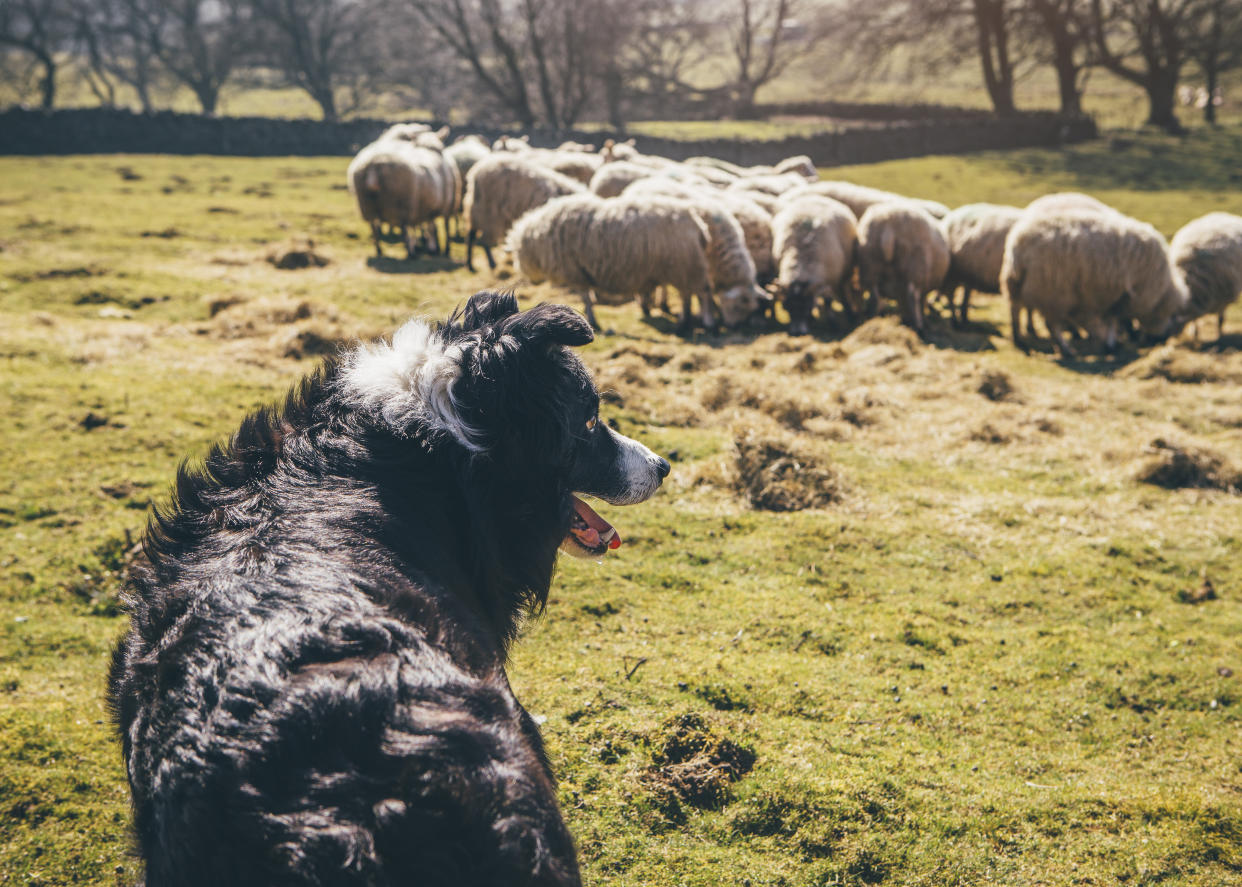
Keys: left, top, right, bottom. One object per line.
{"left": 109, "top": 291, "right": 667, "bottom": 886}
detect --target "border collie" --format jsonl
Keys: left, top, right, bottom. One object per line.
{"left": 109, "top": 291, "right": 669, "bottom": 886}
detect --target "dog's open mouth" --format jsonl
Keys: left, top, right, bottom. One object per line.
{"left": 562, "top": 495, "right": 621, "bottom": 558}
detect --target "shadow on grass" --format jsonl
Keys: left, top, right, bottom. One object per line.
{"left": 366, "top": 254, "right": 463, "bottom": 275}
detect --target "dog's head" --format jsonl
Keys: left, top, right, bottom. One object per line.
{"left": 343, "top": 291, "right": 669, "bottom": 560}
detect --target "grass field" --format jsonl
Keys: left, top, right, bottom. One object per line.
{"left": 2, "top": 128, "right": 1242, "bottom": 886}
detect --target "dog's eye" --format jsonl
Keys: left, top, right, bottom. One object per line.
{"left": 585, "top": 415, "right": 598, "bottom": 431}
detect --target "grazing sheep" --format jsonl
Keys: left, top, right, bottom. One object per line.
{"left": 443, "top": 135, "right": 491, "bottom": 239}
{"left": 938, "top": 203, "right": 1024, "bottom": 326}
{"left": 378, "top": 122, "right": 431, "bottom": 142}
{"left": 462, "top": 154, "right": 584, "bottom": 271}
{"left": 623, "top": 177, "right": 776, "bottom": 284}
{"left": 600, "top": 138, "right": 639, "bottom": 161}
{"left": 685, "top": 165, "right": 739, "bottom": 187}
{"left": 857, "top": 203, "right": 950, "bottom": 333}
{"left": 557, "top": 140, "right": 596, "bottom": 153}
{"left": 347, "top": 139, "right": 457, "bottom": 259}
{"left": 774, "top": 155, "right": 817, "bottom": 180}
{"left": 527, "top": 149, "right": 603, "bottom": 185}
{"left": 1025, "top": 191, "right": 1116, "bottom": 216}
{"left": 685, "top": 156, "right": 749, "bottom": 177}
{"left": 507, "top": 192, "right": 765, "bottom": 332}
{"left": 1001, "top": 210, "right": 1189, "bottom": 357}
{"left": 771, "top": 195, "right": 859, "bottom": 336}
{"left": 589, "top": 161, "right": 652, "bottom": 198}
{"left": 728, "top": 173, "right": 809, "bottom": 198}
{"left": 1168, "top": 212, "right": 1242, "bottom": 339}
{"left": 788, "top": 180, "right": 950, "bottom": 221}
{"left": 492, "top": 134, "right": 531, "bottom": 152}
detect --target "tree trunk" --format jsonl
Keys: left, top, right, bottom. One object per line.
{"left": 1050, "top": 31, "right": 1082, "bottom": 114}
{"left": 603, "top": 66, "right": 625, "bottom": 132}
{"left": 1145, "top": 70, "right": 1181, "bottom": 132}
{"left": 194, "top": 82, "right": 219, "bottom": 115}
{"left": 315, "top": 88, "right": 338, "bottom": 122}
{"left": 974, "top": 0, "right": 1016, "bottom": 115}
{"left": 1204, "top": 60, "right": 1218, "bottom": 124}
{"left": 36, "top": 47, "right": 56, "bottom": 109}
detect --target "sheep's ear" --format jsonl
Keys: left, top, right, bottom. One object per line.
{"left": 435, "top": 125, "right": 450, "bottom": 141}
{"left": 623, "top": 138, "right": 636, "bottom": 147}
{"left": 505, "top": 302, "right": 594, "bottom": 348}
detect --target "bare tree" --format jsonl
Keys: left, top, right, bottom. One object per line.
{"left": 0, "top": 0, "right": 75, "bottom": 109}
{"left": 70, "top": 0, "right": 167, "bottom": 112}
{"left": 248, "top": 0, "right": 387, "bottom": 121}
{"left": 1188, "top": 0, "right": 1242, "bottom": 123}
{"left": 1088, "top": 0, "right": 1208, "bottom": 132}
{"left": 1023, "top": 0, "right": 1093, "bottom": 115}
{"left": 727, "top": 0, "right": 821, "bottom": 114}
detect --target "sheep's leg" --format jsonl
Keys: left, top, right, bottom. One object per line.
{"left": 402, "top": 225, "right": 416, "bottom": 259}
{"left": 1219, "top": 311, "right": 1226, "bottom": 341}
{"left": 676, "top": 290, "right": 695, "bottom": 335}
{"left": 656, "top": 286, "right": 671, "bottom": 314}
{"left": 903, "top": 282, "right": 924, "bottom": 332}
{"left": 639, "top": 290, "right": 653, "bottom": 318}
{"left": 581, "top": 290, "right": 601, "bottom": 331}
{"left": 482, "top": 243, "right": 496, "bottom": 270}
{"left": 371, "top": 221, "right": 383, "bottom": 258}
{"left": 701, "top": 293, "right": 720, "bottom": 334}
{"left": 958, "top": 287, "right": 973, "bottom": 327}
{"left": 465, "top": 229, "right": 477, "bottom": 272}
{"left": 425, "top": 222, "right": 440, "bottom": 256}
{"left": 1045, "top": 318, "right": 1078, "bottom": 358}
{"left": 1010, "top": 298, "right": 1028, "bottom": 353}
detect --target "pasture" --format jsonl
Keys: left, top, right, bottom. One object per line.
{"left": 2, "top": 128, "right": 1242, "bottom": 886}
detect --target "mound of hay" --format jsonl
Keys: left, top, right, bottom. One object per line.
{"left": 266, "top": 238, "right": 330, "bottom": 270}
{"left": 271, "top": 324, "right": 349, "bottom": 360}
{"left": 842, "top": 316, "right": 922, "bottom": 354}
{"left": 734, "top": 430, "right": 843, "bottom": 511}
{"left": 211, "top": 298, "right": 319, "bottom": 339}
{"left": 1119, "top": 344, "right": 1242, "bottom": 385}
{"left": 1136, "top": 438, "right": 1241, "bottom": 493}
{"left": 644, "top": 712, "right": 756, "bottom": 810}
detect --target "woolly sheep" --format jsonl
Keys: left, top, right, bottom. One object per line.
{"left": 938, "top": 203, "right": 1024, "bottom": 326}
{"left": 857, "top": 203, "right": 950, "bottom": 333}
{"left": 461, "top": 154, "right": 584, "bottom": 271}
{"left": 507, "top": 192, "right": 765, "bottom": 332}
{"left": 771, "top": 195, "right": 859, "bottom": 336}
{"left": 1000, "top": 210, "right": 1188, "bottom": 357}
{"left": 1025, "top": 191, "right": 1116, "bottom": 216}
{"left": 789, "top": 181, "right": 950, "bottom": 221}
{"left": 1168, "top": 212, "right": 1242, "bottom": 339}
{"left": 623, "top": 177, "right": 776, "bottom": 284}
{"left": 557, "top": 140, "right": 596, "bottom": 153}
{"left": 774, "top": 155, "right": 817, "bottom": 180}
{"left": 728, "top": 173, "right": 809, "bottom": 198}
{"left": 492, "top": 134, "right": 531, "bottom": 152}
{"left": 378, "top": 122, "right": 431, "bottom": 142}
{"left": 685, "top": 156, "right": 749, "bottom": 177}
{"left": 527, "top": 149, "right": 603, "bottom": 185}
{"left": 589, "top": 161, "right": 652, "bottom": 198}
{"left": 347, "top": 139, "right": 457, "bottom": 259}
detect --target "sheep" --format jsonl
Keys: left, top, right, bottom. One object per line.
{"left": 857, "top": 203, "right": 950, "bottom": 333}
{"left": 728, "top": 172, "right": 811, "bottom": 198}
{"left": 461, "top": 154, "right": 584, "bottom": 272}
{"left": 589, "top": 161, "right": 652, "bottom": 198}
{"left": 492, "top": 134, "right": 531, "bottom": 152}
{"left": 1025, "top": 191, "right": 1116, "bottom": 216}
{"left": 787, "top": 181, "right": 950, "bottom": 221}
{"left": 378, "top": 122, "right": 431, "bottom": 142}
{"left": 600, "top": 138, "right": 639, "bottom": 161}
{"left": 442, "top": 135, "right": 489, "bottom": 239}
{"left": 347, "top": 138, "right": 457, "bottom": 259}
{"left": 938, "top": 203, "right": 1024, "bottom": 327}
{"left": 527, "top": 149, "right": 603, "bottom": 185}
{"left": 685, "top": 156, "right": 749, "bottom": 177}
{"left": 623, "top": 177, "right": 776, "bottom": 284}
{"left": 507, "top": 192, "right": 765, "bottom": 332}
{"left": 1000, "top": 210, "right": 1188, "bottom": 357}
{"left": 774, "top": 155, "right": 817, "bottom": 180}
{"left": 771, "top": 195, "right": 859, "bottom": 336}
{"left": 1168, "top": 212, "right": 1242, "bottom": 339}
{"left": 557, "top": 140, "right": 596, "bottom": 153}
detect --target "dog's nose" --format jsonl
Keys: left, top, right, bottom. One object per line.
{"left": 655, "top": 457, "right": 671, "bottom": 479}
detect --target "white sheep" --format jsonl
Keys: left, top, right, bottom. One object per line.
{"left": 857, "top": 203, "right": 951, "bottom": 333}
{"left": 589, "top": 161, "right": 652, "bottom": 198}
{"left": 623, "top": 177, "right": 776, "bottom": 284}
{"left": 461, "top": 154, "right": 584, "bottom": 272}
{"left": 443, "top": 135, "right": 490, "bottom": 239}
{"left": 1168, "top": 212, "right": 1242, "bottom": 339}
{"left": 774, "top": 155, "right": 818, "bottom": 180}
{"left": 1025, "top": 191, "right": 1116, "bottom": 216}
{"left": 347, "top": 138, "right": 457, "bottom": 259}
{"left": 557, "top": 140, "right": 597, "bottom": 153}
{"left": 1001, "top": 210, "right": 1188, "bottom": 357}
{"left": 771, "top": 195, "right": 859, "bottom": 336}
{"left": 788, "top": 180, "right": 950, "bottom": 221}
{"left": 938, "top": 203, "right": 1024, "bottom": 327}
{"left": 728, "top": 172, "right": 809, "bottom": 198}
{"left": 507, "top": 192, "right": 765, "bottom": 332}
{"left": 527, "top": 149, "right": 603, "bottom": 185}
{"left": 492, "top": 134, "right": 531, "bottom": 152}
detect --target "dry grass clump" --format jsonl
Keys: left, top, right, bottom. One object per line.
{"left": 734, "top": 428, "right": 844, "bottom": 511}
{"left": 269, "top": 324, "right": 350, "bottom": 360}
{"left": 643, "top": 712, "right": 756, "bottom": 811}
{"left": 1120, "top": 344, "right": 1242, "bottom": 385}
{"left": 265, "top": 237, "right": 330, "bottom": 270}
{"left": 1135, "top": 438, "right": 1242, "bottom": 493}
{"left": 978, "top": 370, "right": 1018, "bottom": 402}
{"left": 969, "top": 422, "right": 1015, "bottom": 445}
{"left": 842, "top": 316, "right": 923, "bottom": 353}
{"left": 606, "top": 344, "right": 675, "bottom": 367}
{"left": 210, "top": 298, "right": 321, "bottom": 339}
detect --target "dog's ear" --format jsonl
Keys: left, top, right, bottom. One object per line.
{"left": 453, "top": 291, "right": 520, "bottom": 332}
{"left": 504, "top": 302, "right": 594, "bottom": 348}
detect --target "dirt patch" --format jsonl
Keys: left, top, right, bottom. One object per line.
{"left": 644, "top": 712, "right": 756, "bottom": 811}
{"left": 266, "top": 238, "right": 330, "bottom": 270}
{"left": 969, "top": 422, "right": 1014, "bottom": 445}
{"left": 140, "top": 227, "right": 181, "bottom": 239}
{"left": 978, "top": 370, "right": 1018, "bottom": 402}
{"left": 1120, "top": 344, "right": 1242, "bottom": 385}
{"left": 734, "top": 430, "right": 844, "bottom": 511}
{"left": 14, "top": 265, "right": 108, "bottom": 282}
{"left": 1135, "top": 438, "right": 1241, "bottom": 493}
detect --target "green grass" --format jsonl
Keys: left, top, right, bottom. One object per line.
{"left": 3, "top": 130, "right": 1242, "bottom": 885}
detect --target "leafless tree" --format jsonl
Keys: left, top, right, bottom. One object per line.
{"left": 1188, "top": 0, "right": 1242, "bottom": 123}
{"left": 1088, "top": 0, "right": 1209, "bottom": 132}
{"left": 69, "top": 0, "right": 167, "bottom": 112}
{"left": 248, "top": 0, "right": 387, "bottom": 121}
{"left": 727, "top": 0, "right": 822, "bottom": 114}
{"left": 1022, "top": 0, "right": 1093, "bottom": 115}
{"left": 0, "top": 0, "right": 75, "bottom": 108}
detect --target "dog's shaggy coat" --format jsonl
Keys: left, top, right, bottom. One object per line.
{"left": 109, "top": 291, "right": 668, "bottom": 886}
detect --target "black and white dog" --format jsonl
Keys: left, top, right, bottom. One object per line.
{"left": 109, "top": 291, "right": 669, "bottom": 886}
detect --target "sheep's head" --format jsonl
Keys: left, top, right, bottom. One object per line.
{"left": 718, "top": 284, "right": 769, "bottom": 328}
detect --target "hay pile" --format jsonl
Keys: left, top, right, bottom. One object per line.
{"left": 734, "top": 430, "right": 844, "bottom": 511}
{"left": 1120, "top": 343, "right": 1242, "bottom": 384}
{"left": 1135, "top": 438, "right": 1241, "bottom": 493}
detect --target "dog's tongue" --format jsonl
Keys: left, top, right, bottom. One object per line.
{"left": 571, "top": 496, "right": 621, "bottom": 551}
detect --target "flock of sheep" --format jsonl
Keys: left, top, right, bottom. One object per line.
{"left": 346, "top": 123, "right": 1242, "bottom": 355}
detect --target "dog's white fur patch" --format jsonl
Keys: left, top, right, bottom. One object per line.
{"left": 340, "top": 320, "right": 485, "bottom": 451}
{"left": 603, "top": 430, "right": 665, "bottom": 506}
